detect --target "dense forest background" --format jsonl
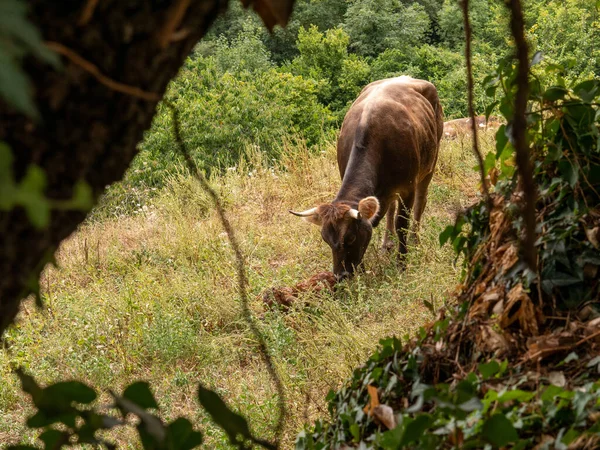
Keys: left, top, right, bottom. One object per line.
{"left": 118, "top": 0, "right": 599, "bottom": 192}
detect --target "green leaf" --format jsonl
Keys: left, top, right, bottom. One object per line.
{"left": 123, "top": 382, "right": 158, "bottom": 410}
{"left": 349, "top": 423, "right": 360, "bottom": 442}
{"left": 482, "top": 414, "right": 518, "bottom": 447}
{"left": 562, "top": 427, "right": 580, "bottom": 445}
{"left": 39, "top": 429, "right": 69, "bottom": 450}
{"left": 485, "top": 101, "right": 499, "bottom": 120}
{"left": 543, "top": 86, "right": 569, "bottom": 102}
{"left": 70, "top": 181, "right": 94, "bottom": 211}
{"left": 439, "top": 224, "right": 456, "bottom": 246}
{"left": 483, "top": 151, "right": 496, "bottom": 175}
{"left": 44, "top": 381, "right": 97, "bottom": 405}
{"left": 380, "top": 419, "right": 403, "bottom": 449}
{"left": 495, "top": 125, "right": 508, "bottom": 158}
{"left": 198, "top": 384, "right": 275, "bottom": 449}
{"left": 541, "top": 385, "right": 572, "bottom": 402}
{"left": 573, "top": 80, "right": 600, "bottom": 103}
{"left": 166, "top": 418, "right": 203, "bottom": 450}
{"left": 0, "top": 49, "right": 37, "bottom": 119}
{"left": 0, "top": 0, "right": 60, "bottom": 67}
{"left": 16, "top": 165, "right": 50, "bottom": 228}
{"left": 478, "top": 361, "right": 500, "bottom": 380}
{"left": 497, "top": 389, "right": 535, "bottom": 403}
{"left": 557, "top": 159, "right": 578, "bottom": 188}
{"left": 400, "top": 414, "right": 433, "bottom": 446}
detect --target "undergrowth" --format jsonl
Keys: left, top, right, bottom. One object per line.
{"left": 0, "top": 133, "right": 482, "bottom": 447}
{"left": 297, "top": 61, "right": 600, "bottom": 449}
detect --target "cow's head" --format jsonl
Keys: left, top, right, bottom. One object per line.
{"left": 290, "top": 196, "right": 380, "bottom": 280}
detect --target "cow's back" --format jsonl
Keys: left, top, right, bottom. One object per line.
{"left": 337, "top": 77, "right": 443, "bottom": 194}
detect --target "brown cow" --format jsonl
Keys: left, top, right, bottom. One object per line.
{"left": 290, "top": 76, "right": 443, "bottom": 280}
{"left": 443, "top": 115, "right": 502, "bottom": 139}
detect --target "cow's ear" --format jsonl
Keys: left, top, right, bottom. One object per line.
{"left": 303, "top": 214, "right": 322, "bottom": 226}
{"left": 358, "top": 196, "right": 379, "bottom": 223}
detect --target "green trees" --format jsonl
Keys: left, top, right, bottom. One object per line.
{"left": 343, "top": 0, "right": 430, "bottom": 57}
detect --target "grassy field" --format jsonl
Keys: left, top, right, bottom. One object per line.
{"left": 0, "top": 130, "right": 493, "bottom": 447}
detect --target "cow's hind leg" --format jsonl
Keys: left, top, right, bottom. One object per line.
{"left": 396, "top": 192, "right": 415, "bottom": 257}
{"left": 411, "top": 172, "right": 434, "bottom": 245}
{"left": 382, "top": 199, "right": 397, "bottom": 251}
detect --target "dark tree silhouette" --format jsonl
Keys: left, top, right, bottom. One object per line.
{"left": 0, "top": 0, "right": 294, "bottom": 336}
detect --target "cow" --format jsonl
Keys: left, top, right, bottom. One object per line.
{"left": 443, "top": 115, "right": 502, "bottom": 139}
{"left": 290, "top": 76, "right": 443, "bottom": 280}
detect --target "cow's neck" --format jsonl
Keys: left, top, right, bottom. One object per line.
{"left": 334, "top": 162, "right": 377, "bottom": 207}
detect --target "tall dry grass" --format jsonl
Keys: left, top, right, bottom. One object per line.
{"left": 0, "top": 131, "right": 493, "bottom": 447}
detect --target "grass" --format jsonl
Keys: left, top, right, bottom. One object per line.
{"left": 0, "top": 130, "right": 494, "bottom": 448}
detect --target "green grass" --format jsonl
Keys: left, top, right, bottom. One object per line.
{"left": 0, "top": 131, "right": 492, "bottom": 447}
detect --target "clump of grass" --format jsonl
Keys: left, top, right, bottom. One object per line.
{"left": 0, "top": 132, "right": 490, "bottom": 447}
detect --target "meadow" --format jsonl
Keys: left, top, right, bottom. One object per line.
{"left": 0, "top": 128, "right": 493, "bottom": 447}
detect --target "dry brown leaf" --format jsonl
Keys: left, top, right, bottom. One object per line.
{"left": 533, "top": 435, "right": 556, "bottom": 450}
{"left": 469, "top": 286, "right": 503, "bottom": 318}
{"left": 373, "top": 405, "right": 397, "bottom": 430}
{"left": 363, "top": 384, "right": 380, "bottom": 415}
{"left": 588, "top": 317, "right": 600, "bottom": 329}
{"left": 500, "top": 283, "right": 539, "bottom": 336}
{"left": 478, "top": 325, "right": 510, "bottom": 356}
{"left": 526, "top": 331, "right": 578, "bottom": 361}
{"left": 585, "top": 226, "right": 600, "bottom": 249}
{"left": 241, "top": 0, "right": 295, "bottom": 30}
{"left": 548, "top": 371, "right": 566, "bottom": 387}
{"left": 496, "top": 243, "right": 519, "bottom": 274}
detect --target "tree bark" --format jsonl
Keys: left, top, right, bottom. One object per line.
{"left": 0, "top": 0, "right": 229, "bottom": 336}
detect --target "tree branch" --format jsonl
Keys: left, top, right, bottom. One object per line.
{"left": 506, "top": 0, "right": 537, "bottom": 271}
{"left": 165, "top": 102, "right": 286, "bottom": 448}
{"left": 460, "top": 0, "right": 490, "bottom": 206}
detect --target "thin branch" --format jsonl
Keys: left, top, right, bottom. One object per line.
{"left": 460, "top": 0, "right": 490, "bottom": 207}
{"left": 156, "top": 0, "right": 192, "bottom": 49}
{"left": 164, "top": 101, "right": 286, "bottom": 448}
{"left": 45, "top": 41, "right": 160, "bottom": 102}
{"left": 78, "top": 0, "right": 100, "bottom": 26}
{"left": 505, "top": 0, "right": 538, "bottom": 271}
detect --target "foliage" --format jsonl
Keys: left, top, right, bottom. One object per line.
{"left": 297, "top": 334, "right": 600, "bottom": 449}
{"left": 526, "top": 0, "right": 599, "bottom": 81}
{"left": 0, "top": 143, "right": 93, "bottom": 228}
{"left": 441, "top": 60, "right": 600, "bottom": 312}
{"left": 370, "top": 45, "right": 493, "bottom": 118}
{"left": 296, "top": 46, "right": 600, "bottom": 450}
{"left": 2, "top": 133, "right": 478, "bottom": 446}
{"left": 288, "top": 26, "right": 371, "bottom": 115}
{"left": 0, "top": 0, "right": 60, "bottom": 118}
{"left": 343, "top": 0, "right": 430, "bottom": 58}
{"left": 8, "top": 370, "right": 277, "bottom": 450}
{"left": 138, "top": 54, "right": 333, "bottom": 182}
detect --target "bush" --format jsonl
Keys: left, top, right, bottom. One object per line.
{"left": 343, "top": 0, "right": 430, "bottom": 58}
{"left": 288, "top": 26, "right": 371, "bottom": 117}
{"left": 371, "top": 45, "right": 477, "bottom": 118}
{"left": 139, "top": 56, "right": 334, "bottom": 180}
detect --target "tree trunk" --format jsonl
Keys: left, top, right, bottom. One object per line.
{"left": 0, "top": 0, "right": 229, "bottom": 335}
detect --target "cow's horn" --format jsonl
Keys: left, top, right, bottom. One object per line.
{"left": 289, "top": 207, "right": 318, "bottom": 217}
{"left": 348, "top": 209, "right": 360, "bottom": 220}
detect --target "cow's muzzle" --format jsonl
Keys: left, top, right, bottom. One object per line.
{"left": 335, "top": 271, "right": 352, "bottom": 282}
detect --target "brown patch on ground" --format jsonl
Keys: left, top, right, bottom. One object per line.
{"left": 262, "top": 271, "right": 337, "bottom": 309}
